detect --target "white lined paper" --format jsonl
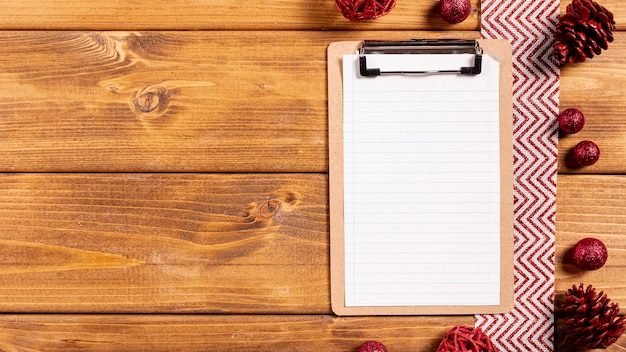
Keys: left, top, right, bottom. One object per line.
{"left": 343, "top": 53, "right": 501, "bottom": 307}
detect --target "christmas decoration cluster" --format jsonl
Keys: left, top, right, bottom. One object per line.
{"left": 334, "top": 0, "right": 471, "bottom": 23}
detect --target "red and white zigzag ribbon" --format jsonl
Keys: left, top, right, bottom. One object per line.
{"left": 476, "top": 1, "right": 560, "bottom": 351}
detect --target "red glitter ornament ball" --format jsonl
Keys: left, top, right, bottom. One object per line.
{"left": 559, "top": 108, "right": 585, "bottom": 134}
{"left": 436, "top": 326, "right": 496, "bottom": 352}
{"left": 572, "top": 237, "right": 608, "bottom": 270}
{"left": 335, "top": 0, "right": 396, "bottom": 22}
{"left": 438, "top": 0, "right": 472, "bottom": 24}
{"left": 572, "top": 140, "right": 600, "bottom": 166}
{"left": 357, "top": 340, "right": 388, "bottom": 352}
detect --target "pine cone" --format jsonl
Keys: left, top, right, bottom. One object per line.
{"left": 554, "top": 0, "right": 615, "bottom": 64}
{"left": 560, "top": 283, "right": 626, "bottom": 350}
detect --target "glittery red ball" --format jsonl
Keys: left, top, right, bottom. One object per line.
{"left": 357, "top": 341, "right": 388, "bottom": 352}
{"left": 559, "top": 108, "right": 585, "bottom": 134}
{"left": 438, "top": 0, "right": 472, "bottom": 24}
{"left": 573, "top": 140, "right": 600, "bottom": 166}
{"left": 335, "top": 0, "right": 396, "bottom": 22}
{"left": 572, "top": 238, "right": 608, "bottom": 270}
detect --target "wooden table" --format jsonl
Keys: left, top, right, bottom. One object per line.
{"left": 0, "top": 1, "right": 624, "bottom": 350}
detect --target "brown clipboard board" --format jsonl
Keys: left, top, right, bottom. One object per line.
{"left": 328, "top": 39, "right": 514, "bottom": 316}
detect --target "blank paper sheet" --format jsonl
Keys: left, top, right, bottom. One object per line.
{"left": 343, "top": 53, "right": 501, "bottom": 307}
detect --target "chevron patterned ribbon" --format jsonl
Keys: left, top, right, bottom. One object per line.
{"left": 475, "top": 1, "right": 560, "bottom": 351}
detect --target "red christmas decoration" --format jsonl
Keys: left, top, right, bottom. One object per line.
{"left": 438, "top": 0, "right": 472, "bottom": 24}
{"left": 554, "top": 0, "right": 615, "bottom": 64}
{"left": 572, "top": 237, "right": 608, "bottom": 270}
{"left": 357, "top": 340, "right": 388, "bottom": 352}
{"left": 558, "top": 108, "right": 585, "bottom": 134}
{"left": 560, "top": 284, "right": 626, "bottom": 350}
{"left": 436, "top": 326, "right": 496, "bottom": 352}
{"left": 572, "top": 140, "right": 600, "bottom": 166}
{"left": 335, "top": 0, "right": 396, "bottom": 22}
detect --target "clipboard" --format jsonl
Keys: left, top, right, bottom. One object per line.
{"left": 328, "top": 39, "right": 514, "bottom": 316}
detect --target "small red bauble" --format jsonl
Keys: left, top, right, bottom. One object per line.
{"left": 335, "top": 0, "right": 396, "bottom": 22}
{"left": 559, "top": 108, "right": 585, "bottom": 134}
{"left": 572, "top": 238, "right": 608, "bottom": 270}
{"left": 357, "top": 340, "right": 388, "bottom": 352}
{"left": 572, "top": 140, "right": 600, "bottom": 166}
{"left": 438, "top": 0, "right": 472, "bottom": 24}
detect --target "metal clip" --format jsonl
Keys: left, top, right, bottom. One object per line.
{"left": 358, "top": 39, "right": 483, "bottom": 77}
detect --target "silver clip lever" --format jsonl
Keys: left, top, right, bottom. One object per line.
{"left": 358, "top": 39, "right": 483, "bottom": 77}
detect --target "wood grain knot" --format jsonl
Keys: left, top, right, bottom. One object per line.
{"left": 243, "top": 192, "right": 299, "bottom": 225}
{"left": 132, "top": 86, "right": 170, "bottom": 115}
{"left": 258, "top": 200, "right": 282, "bottom": 219}
{"left": 135, "top": 92, "right": 160, "bottom": 113}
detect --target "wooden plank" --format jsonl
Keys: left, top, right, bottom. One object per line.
{"left": 4, "top": 0, "right": 626, "bottom": 32}
{"left": 556, "top": 174, "right": 626, "bottom": 307}
{"left": 3, "top": 173, "right": 624, "bottom": 314}
{"left": 5, "top": 172, "right": 611, "bottom": 314}
{"left": 559, "top": 32, "right": 626, "bottom": 174}
{"left": 0, "top": 1, "right": 479, "bottom": 31}
{"left": 0, "top": 173, "right": 329, "bottom": 313}
{"left": 0, "top": 314, "right": 473, "bottom": 351}
{"left": 0, "top": 30, "right": 478, "bottom": 173}
{"left": 3, "top": 0, "right": 626, "bottom": 32}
